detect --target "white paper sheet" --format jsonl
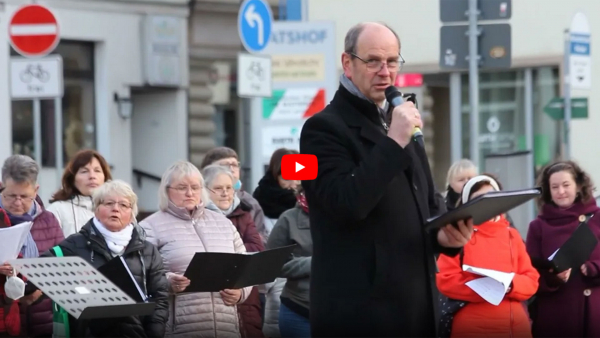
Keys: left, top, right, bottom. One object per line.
{"left": 548, "top": 248, "right": 559, "bottom": 261}
{"left": 462, "top": 264, "right": 515, "bottom": 305}
{"left": 0, "top": 222, "right": 33, "bottom": 263}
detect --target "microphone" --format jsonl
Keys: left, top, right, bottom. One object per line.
{"left": 384, "top": 86, "right": 424, "bottom": 146}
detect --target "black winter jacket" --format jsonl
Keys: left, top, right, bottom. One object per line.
{"left": 45, "top": 220, "right": 169, "bottom": 337}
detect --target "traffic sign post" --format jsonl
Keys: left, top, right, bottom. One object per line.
{"left": 439, "top": 0, "right": 512, "bottom": 169}
{"left": 544, "top": 97, "right": 588, "bottom": 120}
{"left": 237, "top": 53, "right": 272, "bottom": 97}
{"left": 8, "top": 4, "right": 63, "bottom": 180}
{"left": 238, "top": 0, "right": 273, "bottom": 53}
{"left": 9, "top": 4, "right": 60, "bottom": 57}
{"left": 564, "top": 12, "right": 591, "bottom": 160}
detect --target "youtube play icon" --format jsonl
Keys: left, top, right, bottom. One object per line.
{"left": 281, "top": 154, "right": 318, "bottom": 181}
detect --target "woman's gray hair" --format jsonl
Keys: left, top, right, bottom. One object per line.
{"left": 1, "top": 155, "right": 39, "bottom": 186}
{"left": 446, "top": 159, "right": 478, "bottom": 187}
{"left": 158, "top": 160, "right": 208, "bottom": 211}
{"left": 201, "top": 164, "right": 235, "bottom": 189}
{"left": 92, "top": 179, "right": 138, "bottom": 217}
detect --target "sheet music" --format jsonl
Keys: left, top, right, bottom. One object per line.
{"left": 0, "top": 222, "right": 33, "bottom": 263}
{"left": 463, "top": 264, "right": 515, "bottom": 305}
{"left": 548, "top": 248, "right": 559, "bottom": 261}
{"left": 465, "top": 277, "right": 506, "bottom": 306}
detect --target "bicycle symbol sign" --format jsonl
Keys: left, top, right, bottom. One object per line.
{"left": 10, "top": 55, "right": 63, "bottom": 99}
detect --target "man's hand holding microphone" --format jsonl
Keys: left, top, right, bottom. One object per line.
{"left": 387, "top": 100, "right": 422, "bottom": 148}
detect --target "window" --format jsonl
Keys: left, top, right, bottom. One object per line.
{"left": 11, "top": 41, "right": 96, "bottom": 167}
{"left": 460, "top": 67, "right": 560, "bottom": 170}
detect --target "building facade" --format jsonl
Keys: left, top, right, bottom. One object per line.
{"left": 0, "top": 0, "right": 190, "bottom": 212}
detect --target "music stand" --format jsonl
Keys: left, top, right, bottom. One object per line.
{"left": 8, "top": 256, "right": 155, "bottom": 320}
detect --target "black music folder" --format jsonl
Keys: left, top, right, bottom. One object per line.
{"left": 546, "top": 220, "right": 599, "bottom": 273}
{"left": 183, "top": 244, "right": 297, "bottom": 293}
{"left": 98, "top": 256, "right": 147, "bottom": 303}
{"left": 424, "top": 188, "right": 540, "bottom": 232}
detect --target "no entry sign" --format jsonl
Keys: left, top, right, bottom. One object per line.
{"left": 9, "top": 4, "right": 60, "bottom": 57}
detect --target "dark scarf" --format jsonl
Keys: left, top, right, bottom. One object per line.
{"left": 253, "top": 174, "right": 297, "bottom": 219}
{"left": 296, "top": 193, "right": 309, "bottom": 214}
{"left": 445, "top": 186, "right": 461, "bottom": 211}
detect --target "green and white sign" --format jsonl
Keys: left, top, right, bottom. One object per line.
{"left": 543, "top": 97, "right": 588, "bottom": 120}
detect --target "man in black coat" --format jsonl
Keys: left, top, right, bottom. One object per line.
{"left": 300, "top": 22, "right": 474, "bottom": 337}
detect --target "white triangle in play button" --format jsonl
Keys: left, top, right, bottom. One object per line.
{"left": 295, "top": 162, "right": 305, "bottom": 172}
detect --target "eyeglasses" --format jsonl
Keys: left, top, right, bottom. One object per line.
{"left": 217, "top": 161, "right": 241, "bottom": 170}
{"left": 208, "top": 187, "right": 234, "bottom": 195}
{"left": 1, "top": 193, "right": 35, "bottom": 203}
{"left": 349, "top": 53, "right": 405, "bottom": 73}
{"left": 168, "top": 185, "right": 202, "bottom": 194}
{"left": 101, "top": 201, "right": 132, "bottom": 210}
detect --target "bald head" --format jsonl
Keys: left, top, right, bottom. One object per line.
{"left": 344, "top": 22, "right": 401, "bottom": 55}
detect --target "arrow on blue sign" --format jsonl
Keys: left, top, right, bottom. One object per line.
{"left": 238, "top": 0, "right": 273, "bottom": 53}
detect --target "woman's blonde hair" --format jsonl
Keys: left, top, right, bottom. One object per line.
{"left": 92, "top": 179, "right": 138, "bottom": 217}
{"left": 445, "top": 159, "right": 478, "bottom": 187}
{"left": 158, "top": 161, "right": 209, "bottom": 211}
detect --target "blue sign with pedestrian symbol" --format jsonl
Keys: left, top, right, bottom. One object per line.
{"left": 238, "top": 0, "right": 273, "bottom": 53}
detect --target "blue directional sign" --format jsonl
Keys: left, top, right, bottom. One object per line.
{"left": 238, "top": 0, "right": 273, "bottom": 53}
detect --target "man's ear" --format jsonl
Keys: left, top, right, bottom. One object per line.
{"left": 34, "top": 184, "right": 40, "bottom": 194}
{"left": 341, "top": 53, "right": 353, "bottom": 78}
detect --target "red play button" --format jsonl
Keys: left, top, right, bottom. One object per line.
{"left": 281, "top": 154, "right": 318, "bottom": 181}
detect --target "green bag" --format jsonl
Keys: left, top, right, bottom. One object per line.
{"left": 51, "top": 246, "right": 70, "bottom": 338}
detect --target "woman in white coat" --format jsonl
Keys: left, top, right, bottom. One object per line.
{"left": 47, "top": 149, "right": 111, "bottom": 237}
{"left": 140, "top": 160, "right": 250, "bottom": 337}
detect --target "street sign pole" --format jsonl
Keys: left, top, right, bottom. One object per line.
{"left": 33, "top": 99, "right": 42, "bottom": 164}
{"left": 564, "top": 29, "right": 571, "bottom": 160}
{"left": 468, "top": 0, "right": 480, "bottom": 167}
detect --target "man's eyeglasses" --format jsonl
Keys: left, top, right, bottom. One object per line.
{"left": 1, "top": 194, "right": 35, "bottom": 203}
{"left": 349, "top": 53, "right": 405, "bottom": 73}
{"left": 217, "top": 161, "right": 241, "bottom": 170}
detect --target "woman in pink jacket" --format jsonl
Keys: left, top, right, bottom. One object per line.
{"left": 140, "top": 160, "right": 251, "bottom": 337}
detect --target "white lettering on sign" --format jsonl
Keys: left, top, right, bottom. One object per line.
{"left": 271, "top": 29, "right": 327, "bottom": 45}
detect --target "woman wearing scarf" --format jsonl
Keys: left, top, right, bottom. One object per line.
{"left": 44, "top": 180, "right": 169, "bottom": 337}
{"left": 526, "top": 161, "right": 600, "bottom": 337}
{"left": 252, "top": 148, "right": 300, "bottom": 337}
{"left": 140, "top": 160, "right": 250, "bottom": 337}
{"left": 48, "top": 149, "right": 112, "bottom": 238}
{"left": 203, "top": 164, "right": 265, "bottom": 338}
{"left": 436, "top": 174, "right": 539, "bottom": 338}
{"left": 0, "top": 155, "right": 64, "bottom": 337}
{"left": 266, "top": 185, "right": 312, "bottom": 338}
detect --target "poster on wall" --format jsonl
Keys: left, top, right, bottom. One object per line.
{"left": 261, "top": 125, "right": 303, "bottom": 159}
{"left": 262, "top": 88, "right": 325, "bottom": 121}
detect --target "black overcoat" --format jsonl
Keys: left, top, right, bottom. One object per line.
{"left": 300, "top": 84, "right": 459, "bottom": 337}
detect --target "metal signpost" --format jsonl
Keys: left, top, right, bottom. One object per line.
{"left": 9, "top": 4, "right": 63, "bottom": 182}
{"left": 439, "top": 0, "right": 512, "bottom": 167}
{"left": 564, "top": 12, "right": 591, "bottom": 160}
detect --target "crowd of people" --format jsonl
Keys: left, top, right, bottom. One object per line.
{"left": 0, "top": 19, "right": 599, "bottom": 338}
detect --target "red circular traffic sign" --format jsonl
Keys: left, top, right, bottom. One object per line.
{"left": 9, "top": 4, "right": 60, "bottom": 57}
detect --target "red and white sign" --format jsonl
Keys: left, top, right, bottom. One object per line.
{"left": 281, "top": 154, "right": 318, "bottom": 181}
{"left": 9, "top": 4, "right": 60, "bottom": 57}
{"left": 395, "top": 73, "right": 423, "bottom": 88}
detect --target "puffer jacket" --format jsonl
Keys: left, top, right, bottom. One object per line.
{"left": 139, "top": 203, "right": 251, "bottom": 338}
{"left": 44, "top": 220, "right": 169, "bottom": 337}
{"left": 227, "top": 201, "right": 265, "bottom": 338}
{"left": 47, "top": 195, "right": 95, "bottom": 238}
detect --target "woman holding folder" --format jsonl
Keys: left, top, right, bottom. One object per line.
{"left": 526, "top": 161, "right": 600, "bottom": 337}
{"left": 140, "top": 161, "right": 251, "bottom": 338}
{"left": 436, "top": 174, "right": 539, "bottom": 338}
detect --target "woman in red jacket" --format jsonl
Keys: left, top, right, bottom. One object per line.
{"left": 203, "top": 164, "right": 265, "bottom": 338}
{"left": 436, "top": 174, "right": 539, "bottom": 338}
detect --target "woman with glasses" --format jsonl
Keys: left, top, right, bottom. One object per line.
{"left": 0, "top": 155, "right": 64, "bottom": 337}
{"left": 202, "top": 164, "right": 265, "bottom": 338}
{"left": 140, "top": 161, "right": 251, "bottom": 337}
{"left": 47, "top": 149, "right": 112, "bottom": 238}
{"left": 44, "top": 180, "right": 169, "bottom": 337}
